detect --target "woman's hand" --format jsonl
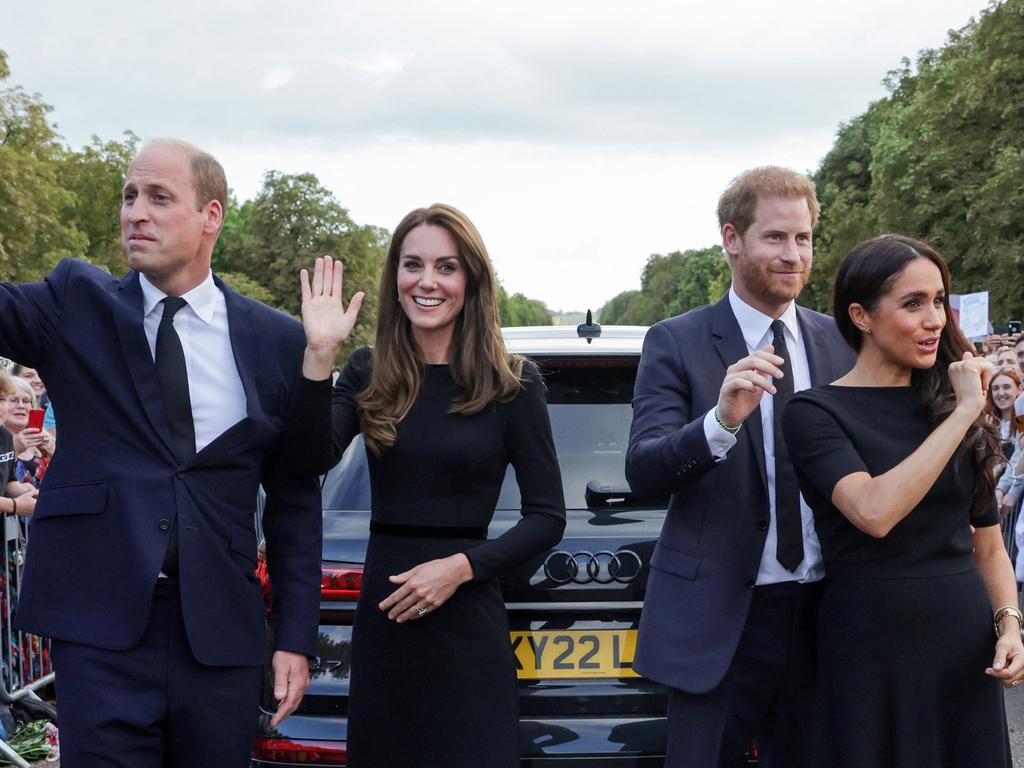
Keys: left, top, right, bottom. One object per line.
{"left": 999, "top": 492, "right": 1018, "bottom": 520}
{"left": 14, "top": 427, "right": 45, "bottom": 455}
{"left": 300, "top": 256, "right": 364, "bottom": 380}
{"left": 948, "top": 352, "right": 993, "bottom": 420}
{"left": 379, "top": 553, "right": 475, "bottom": 623}
{"left": 986, "top": 625, "right": 1024, "bottom": 689}
{"left": 13, "top": 490, "right": 36, "bottom": 517}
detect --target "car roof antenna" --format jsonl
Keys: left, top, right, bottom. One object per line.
{"left": 577, "top": 309, "right": 601, "bottom": 344}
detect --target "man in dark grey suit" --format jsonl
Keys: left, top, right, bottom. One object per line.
{"left": 626, "top": 167, "right": 854, "bottom": 768}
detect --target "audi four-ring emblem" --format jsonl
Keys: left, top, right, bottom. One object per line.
{"left": 542, "top": 550, "right": 643, "bottom": 584}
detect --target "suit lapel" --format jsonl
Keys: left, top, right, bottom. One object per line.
{"left": 797, "top": 307, "right": 833, "bottom": 386}
{"left": 112, "top": 271, "right": 178, "bottom": 463}
{"left": 711, "top": 296, "right": 768, "bottom": 493}
{"left": 216, "top": 276, "right": 266, "bottom": 425}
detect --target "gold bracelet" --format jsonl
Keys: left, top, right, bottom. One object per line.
{"left": 993, "top": 605, "right": 1023, "bottom": 638}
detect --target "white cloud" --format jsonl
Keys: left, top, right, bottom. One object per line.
{"left": 261, "top": 67, "right": 296, "bottom": 91}
{"left": 3, "top": 0, "right": 989, "bottom": 310}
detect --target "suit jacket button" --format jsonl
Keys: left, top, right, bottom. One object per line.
{"left": 756, "top": 520, "right": 768, "bottom": 530}
{"left": 158, "top": 519, "right": 170, "bottom": 530}
{"left": 176, "top": 472, "right": 186, "bottom": 480}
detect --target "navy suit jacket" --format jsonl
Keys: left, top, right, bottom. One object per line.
{"left": 625, "top": 295, "right": 854, "bottom": 693}
{"left": 0, "top": 259, "right": 322, "bottom": 666}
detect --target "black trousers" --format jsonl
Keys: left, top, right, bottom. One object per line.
{"left": 51, "top": 579, "right": 262, "bottom": 768}
{"left": 666, "top": 580, "right": 822, "bottom": 768}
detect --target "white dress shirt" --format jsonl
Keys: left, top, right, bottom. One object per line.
{"left": 702, "top": 288, "right": 824, "bottom": 585}
{"left": 139, "top": 272, "right": 247, "bottom": 453}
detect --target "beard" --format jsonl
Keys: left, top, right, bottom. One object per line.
{"left": 733, "top": 256, "right": 810, "bottom": 306}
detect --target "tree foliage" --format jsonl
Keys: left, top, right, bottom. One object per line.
{"left": 0, "top": 49, "right": 603, "bottom": 339}
{"left": 602, "top": 1, "right": 1024, "bottom": 327}
{"left": 213, "top": 171, "right": 389, "bottom": 354}
{"left": 0, "top": 50, "right": 85, "bottom": 280}
{"left": 599, "top": 246, "right": 729, "bottom": 324}
{"left": 499, "top": 287, "right": 553, "bottom": 326}
{"left": 811, "top": 0, "right": 1024, "bottom": 320}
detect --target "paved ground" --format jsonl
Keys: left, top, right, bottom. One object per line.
{"left": 1008, "top": 683, "right": 1023, "bottom": 765}
{"left": 18, "top": 687, "right": 1024, "bottom": 767}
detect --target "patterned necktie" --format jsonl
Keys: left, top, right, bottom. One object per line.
{"left": 771, "top": 319, "right": 804, "bottom": 572}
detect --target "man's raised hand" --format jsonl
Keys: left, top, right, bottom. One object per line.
{"left": 715, "top": 346, "right": 785, "bottom": 429}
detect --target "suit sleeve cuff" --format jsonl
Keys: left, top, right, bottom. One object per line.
{"left": 703, "top": 409, "right": 737, "bottom": 461}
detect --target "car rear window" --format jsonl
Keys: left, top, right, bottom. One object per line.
{"left": 320, "top": 356, "right": 640, "bottom": 511}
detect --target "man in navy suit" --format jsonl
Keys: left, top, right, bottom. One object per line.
{"left": 0, "top": 139, "right": 323, "bottom": 767}
{"left": 626, "top": 167, "right": 855, "bottom": 768}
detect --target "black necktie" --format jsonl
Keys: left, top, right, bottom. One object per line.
{"left": 771, "top": 319, "right": 804, "bottom": 572}
{"left": 155, "top": 296, "right": 195, "bottom": 576}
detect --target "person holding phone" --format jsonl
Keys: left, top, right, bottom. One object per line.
{"left": 0, "top": 371, "right": 37, "bottom": 516}
{"left": 296, "top": 204, "right": 566, "bottom": 767}
{"left": 782, "top": 235, "right": 1020, "bottom": 767}
{"left": 5, "top": 376, "right": 53, "bottom": 488}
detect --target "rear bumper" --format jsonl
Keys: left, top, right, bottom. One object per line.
{"left": 252, "top": 715, "right": 666, "bottom": 767}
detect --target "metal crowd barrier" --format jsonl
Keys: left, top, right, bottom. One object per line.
{"left": 0, "top": 513, "right": 55, "bottom": 768}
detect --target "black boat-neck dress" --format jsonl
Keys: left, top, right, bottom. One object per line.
{"left": 782, "top": 385, "right": 1011, "bottom": 768}
{"left": 322, "top": 347, "right": 566, "bottom": 767}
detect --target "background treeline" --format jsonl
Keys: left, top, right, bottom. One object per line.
{"left": 0, "top": 49, "right": 551, "bottom": 356}
{"left": 601, "top": 0, "right": 1024, "bottom": 325}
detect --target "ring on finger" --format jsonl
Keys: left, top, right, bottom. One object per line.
{"left": 415, "top": 605, "right": 428, "bottom": 617}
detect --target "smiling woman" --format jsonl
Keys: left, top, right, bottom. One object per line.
{"left": 295, "top": 203, "right": 566, "bottom": 767}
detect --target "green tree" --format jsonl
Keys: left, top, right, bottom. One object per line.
{"left": 813, "top": 0, "right": 1024, "bottom": 320}
{"left": 669, "top": 246, "right": 730, "bottom": 317}
{"left": 218, "top": 271, "right": 275, "bottom": 304}
{"left": 499, "top": 289, "right": 552, "bottom": 326}
{"left": 214, "top": 171, "right": 387, "bottom": 353}
{"left": 597, "top": 290, "right": 638, "bottom": 324}
{"left": 598, "top": 246, "right": 729, "bottom": 326}
{"left": 0, "top": 49, "right": 85, "bottom": 280}
{"left": 57, "top": 132, "right": 139, "bottom": 273}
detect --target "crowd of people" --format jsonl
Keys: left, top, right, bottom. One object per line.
{"left": 984, "top": 336, "right": 1024, "bottom": 582}
{"left": 0, "top": 138, "right": 1021, "bottom": 768}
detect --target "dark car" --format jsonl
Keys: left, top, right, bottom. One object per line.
{"left": 251, "top": 324, "right": 754, "bottom": 766}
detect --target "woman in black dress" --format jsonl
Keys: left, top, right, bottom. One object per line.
{"left": 782, "top": 235, "right": 1023, "bottom": 768}
{"left": 297, "top": 204, "right": 566, "bottom": 766}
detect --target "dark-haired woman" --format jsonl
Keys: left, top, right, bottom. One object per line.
{"left": 782, "top": 234, "right": 1021, "bottom": 768}
{"left": 296, "top": 204, "right": 566, "bottom": 766}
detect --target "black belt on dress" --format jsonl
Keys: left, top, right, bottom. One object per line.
{"left": 369, "top": 520, "right": 489, "bottom": 540}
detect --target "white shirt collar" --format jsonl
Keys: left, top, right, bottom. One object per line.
{"left": 728, "top": 287, "right": 802, "bottom": 351}
{"left": 139, "top": 271, "right": 219, "bottom": 325}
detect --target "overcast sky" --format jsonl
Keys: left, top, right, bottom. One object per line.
{"left": 4, "top": 0, "right": 987, "bottom": 312}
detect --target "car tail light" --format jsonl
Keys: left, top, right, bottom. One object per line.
{"left": 321, "top": 562, "right": 362, "bottom": 601}
{"left": 252, "top": 737, "right": 347, "bottom": 764}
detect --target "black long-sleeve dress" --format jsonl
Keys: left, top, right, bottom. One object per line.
{"left": 783, "top": 385, "right": 1011, "bottom": 768}
{"left": 304, "top": 347, "right": 566, "bottom": 767}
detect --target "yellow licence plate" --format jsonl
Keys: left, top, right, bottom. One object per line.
{"left": 511, "top": 629, "right": 639, "bottom": 679}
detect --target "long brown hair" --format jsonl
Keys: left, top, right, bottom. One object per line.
{"left": 358, "top": 204, "right": 524, "bottom": 455}
{"left": 833, "top": 234, "right": 1001, "bottom": 515}
{"left": 985, "top": 366, "right": 1021, "bottom": 438}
